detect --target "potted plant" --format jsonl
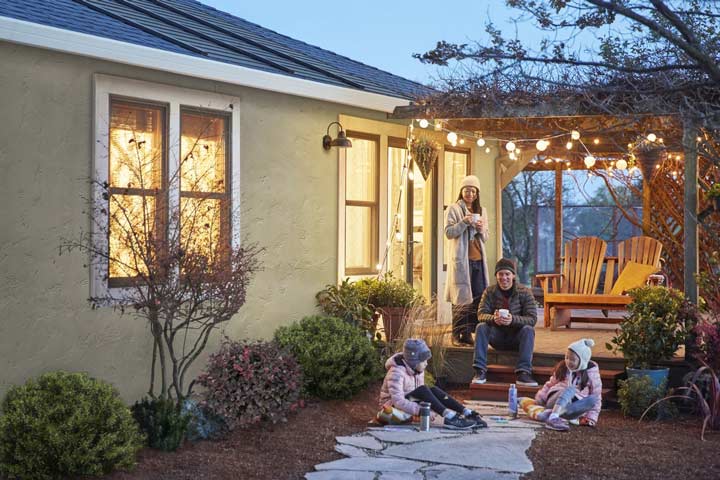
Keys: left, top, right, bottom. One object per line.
{"left": 359, "top": 273, "right": 423, "bottom": 343}
{"left": 607, "top": 285, "right": 689, "bottom": 388}
{"left": 707, "top": 183, "right": 720, "bottom": 211}
{"left": 315, "top": 279, "right": 376, "bottom": 334}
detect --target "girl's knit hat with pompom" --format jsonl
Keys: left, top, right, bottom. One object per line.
{"left": 568, "top": 338, "right": 595, "bottom": 371}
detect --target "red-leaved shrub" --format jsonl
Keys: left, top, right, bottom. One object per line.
{"left": 197, "top": 339, "right": 302, "bottom": 430}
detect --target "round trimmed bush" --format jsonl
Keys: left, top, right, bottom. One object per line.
{"left": 197, "top": 339, "right": 302, "bottom": 431}
{"left": 0, "top": 371, "right": 144, "bottom": 479}
{"left": 275, "top": 315, "right": 383, "bottom": 399}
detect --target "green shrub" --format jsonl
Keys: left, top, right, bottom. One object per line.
{"left": 316, "top": 279, "right": 375, "bottom": 332}
{"left": 608, "top": 286, "right": 688, "bottom": 369}
{"left": 131, "top": 396, "right": 190, "bottom": 451}
{"left": 0, "top": 371, "right": 144, "bottom": 479}
{"left": 275, "top": 315, "right": 383, "bottom": 399}
{"left": 197, "top": 339, "right": 302, "bottom": 430}
{"left": 618, "top": 375, "right": 677, "bottom": 420}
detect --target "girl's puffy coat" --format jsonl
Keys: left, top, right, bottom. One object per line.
{"left": 378, "top": 353, "right": 424, "bottom": 416}
{"left": 535, "top": 361, "right": 603, "bottom": 423}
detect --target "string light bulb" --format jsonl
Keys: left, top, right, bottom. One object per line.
{"left": 447, "top": 132, "right": 458, "bottom": 144}
{"left": 584, "top": 155, "right": 596, "bottom": 168}
{"left": 459, "top": 138, "right": 465, "bottom": 145}
{"left": 418, "top": 119, "right": 429, "bottom": 129}
{"left": 485, "top": 147, "right": 491, "bottom": 154}
{"left": 593, "top": 138, "right": 600, "bottom": 145}
{"left": 395, "top": 231, "right": 402, "bottom": 241}
{"left": 536, "top": 139, "right": 549, "bottom": 152}
{"left": 376, "top": 263, "right": 382, "bottom": 272}
{"left": 434, "top": 121, "right": 442, "bottom": 131}
{"left": 571, "top": 130, "right": 580, "bottom": 140}
{"left": 408, "top": 170, "right": 414, "bottom": 181}
{"left": 505, "top": 141, "right": 516, "bottom": 152}
{"left": 566, "top": 141, "right": 573, "bottom": 150}
{"left": 616, "top": 159, "right": 628, "bottom": 170}
{"left": 647, "top": 133, "right": 657, "bottom": 142}
{"left": 477, "top": 138, "right": 486, "bottom": 147}
{"left": 509, "top": 151, "right": 517, "bottom": 160}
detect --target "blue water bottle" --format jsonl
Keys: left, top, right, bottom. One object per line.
{"left": 508, "top": 384, "right": 518, "bottom": 418}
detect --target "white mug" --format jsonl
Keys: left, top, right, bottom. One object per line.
{"left": 472, "top": 213, "right": 481, "bottom": 223}
{"left": 498, "top": 308, "right": 510, "bottom": 318}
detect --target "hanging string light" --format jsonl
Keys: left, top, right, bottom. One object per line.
{"left": 505, "top": 141, "right": 516, "bottom": 152}
{"left": 476, "top": 138, "right": 486, "bottom": 147}
{"left": 418, "top": 119, "right": 429, "bottom": 129}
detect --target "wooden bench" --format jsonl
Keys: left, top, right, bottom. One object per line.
{"left": 537, "top": 236, "right": 663, "bottom": 330}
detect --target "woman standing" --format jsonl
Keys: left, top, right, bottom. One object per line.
{"left": 444, "top": 175, "right": 490, "bottom": 346}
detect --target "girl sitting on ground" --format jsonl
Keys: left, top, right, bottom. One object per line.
{"left": 519, "top": 338, "right": 602, "bottom": 431}
{"left": 377, "top": 338, "right": 486, "bottom": 430}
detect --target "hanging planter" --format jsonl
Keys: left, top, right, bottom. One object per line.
{"left": 634, "top": 141, "right": 667, "bottom": 180}
{"left": 411, "top": 137, "right": 440, "bottom": 180}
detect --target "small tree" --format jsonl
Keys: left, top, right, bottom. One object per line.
{"left": 63, "top": 106, "right": 261, "bottom": 406}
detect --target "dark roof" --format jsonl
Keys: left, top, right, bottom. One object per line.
{"left": 1, "top": 0, "right": 432, "bottom": 100}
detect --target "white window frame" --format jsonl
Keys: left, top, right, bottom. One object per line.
{"left": 91, "top": 74, "right": 241, "bottom": 299}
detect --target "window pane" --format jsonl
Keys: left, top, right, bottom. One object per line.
{"left": 181, "top": 111, "right": 228, "bottom": 193}
{"left": 110, "top": 101, "right": 163, "bottom": 189}
{"left": 180, "top": 197, "right": 222, "bottom": 260}
{"left": 444, "top": 150, "right": 468, "bottom": 206}
{"left": 388, "top": 146, "right": 407, "bottom": 279}
{"left": 109, "top": 194, "right": 156, "bottom": 279}
{"left": 346, "top": 205, "right": 373, "bottom": 271}
{"left": 346, "top": 137, "right": 377, "bottom": 202}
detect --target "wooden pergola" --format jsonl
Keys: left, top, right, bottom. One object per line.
{"left": 391, "top": 107, "right": 700, "bottom": 301}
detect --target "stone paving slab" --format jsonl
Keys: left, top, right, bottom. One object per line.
{"left": 314, "top": 457, "right": 426, "bottom": 473}
{"left": 336, "top": 435, "right": 384, "bottom": 450}
{"left": 382, "top": 430, "right": 535, "bottom": 473}
{"left": 423, "top": 465, "right": 520, "bottom": 480}
{"left": 378, "top": 472, "right": 424, "bottom": 480}
{"left": 305, "top": 471, "right": 375, "bottom": 480}
{"left": 335, "top": 444, "right": 369, "bottom": 457}
{"left": 368, "top": 429, "right": 466, "bottom": 444}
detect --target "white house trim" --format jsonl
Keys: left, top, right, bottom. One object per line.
{"left": 91, "top": 74, "right": 241, "bottom": 300}
{"left": 0, "top": 16, "right": 411, "bottom": 113}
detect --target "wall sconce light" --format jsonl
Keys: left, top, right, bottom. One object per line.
{"left": 322, "top": 121, "right": 352, "bottom": 150}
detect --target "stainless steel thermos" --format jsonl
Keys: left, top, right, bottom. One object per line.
{"left": 508, "top": 383, "right": 518, "bottom": 418}
{"left": 419, "top": 402, "right": 431, "bottom": 431}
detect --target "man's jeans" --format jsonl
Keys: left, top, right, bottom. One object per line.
{"left": 473, "top": 323, "right": 535, "bottom": 373}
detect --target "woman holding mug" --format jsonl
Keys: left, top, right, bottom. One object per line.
{"left": 444, "top": 175, "right": 490, "bottom": 346}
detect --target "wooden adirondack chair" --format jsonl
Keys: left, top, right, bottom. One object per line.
{"left": 536, "top": 237, "right": 607, "bottom": 330}
{"left": 602, "top": 235, "right": 664, "bottom": 294}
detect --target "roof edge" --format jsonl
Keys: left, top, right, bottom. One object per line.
{"left": 0, "top": 15, "right": 410, "bottom": 113}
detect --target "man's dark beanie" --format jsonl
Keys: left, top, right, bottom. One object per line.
{"left": 495, "top": 258, "right": 517, "bottom": 275}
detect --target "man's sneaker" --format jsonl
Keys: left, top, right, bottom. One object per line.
{"left": 443, "top": 415, "right": 476, "bottom": 430}
{"left": 471, "top": 369, "right": 487, "bottom": 385}
{"left": 545, "top": 416, "right": 570, "bottom": 431}
{"left": 466, "top": 411, "right": 488, "bottom": 428}
{"left": 516, "top": 371, "right": 538, "bottom": 387}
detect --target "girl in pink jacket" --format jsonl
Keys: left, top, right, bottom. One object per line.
{"left": 377, "top": 339, "right": 484, "bottom": 429}
{"left": 520, "top": 338, "right": 602, "bottom": 431}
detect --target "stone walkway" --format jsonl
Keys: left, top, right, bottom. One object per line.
{"left": 305, "top": 401, "right": 542, "bottom": 480}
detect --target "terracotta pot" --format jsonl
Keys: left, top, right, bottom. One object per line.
{"left": 379, "top": 307, "right": 408, "bottom": 343}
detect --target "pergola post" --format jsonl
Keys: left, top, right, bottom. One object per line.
{"left": 682, "top": 117, "right": 699, "bottom": 303}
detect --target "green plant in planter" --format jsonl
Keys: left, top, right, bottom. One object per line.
{"left": 360, "top": 272, "right": 423, "bottom": 309}
{"left": 607, "top": 286, "right": 689, "bottom": 369}
{"left": 316, "top": 279, "right": 375, "bottom": 333}
{"left": 618, "top": 376, "right": 677, "bottom": 419}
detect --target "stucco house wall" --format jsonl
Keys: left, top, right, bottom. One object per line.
{"left": 0, "top": 41, "right": 499, "bottom": 401}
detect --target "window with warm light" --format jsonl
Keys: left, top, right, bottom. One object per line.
{"left": 108, "top": 100, "right": 166, "bottom": 285}
{"left": 180, "top": 109, "right": 230, "bottom": 262}
{"left": 345, "top": 132, "right": 379, "bottom": 275}
{"left": 444, "top": 147, "right": 470, "bottom": 208}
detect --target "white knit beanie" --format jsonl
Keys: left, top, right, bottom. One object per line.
{"left": 460, "top": 175, "right": 481, "bottom": 194}
{"left": 568, "top": 338, "right": 595, "bottom": 371}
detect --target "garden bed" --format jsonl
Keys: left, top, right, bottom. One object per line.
{"left": 102, "top": 384, "right": 720, "bottom": 480}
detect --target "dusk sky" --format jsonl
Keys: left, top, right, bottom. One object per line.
{"left": 199, "top": 0, "right": 590, "bottom": 86}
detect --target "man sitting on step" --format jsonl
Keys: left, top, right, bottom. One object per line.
{"left": 472, "top": 258, "right": 538, "bottom": 387}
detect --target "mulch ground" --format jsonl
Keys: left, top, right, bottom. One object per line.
{"left": 105, "top": 383, "right": 720, "bottom": 480}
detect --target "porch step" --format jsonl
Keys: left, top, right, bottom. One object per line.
{"left": 478, "top": 364, "right": 625, "bottom": 387}
{"left": 468, "top": 365, "right": 625, "bottom": 402}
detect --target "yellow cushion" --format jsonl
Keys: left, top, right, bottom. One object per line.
{"left": 610, "top": 261, "right": 660, "bottom": 295}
